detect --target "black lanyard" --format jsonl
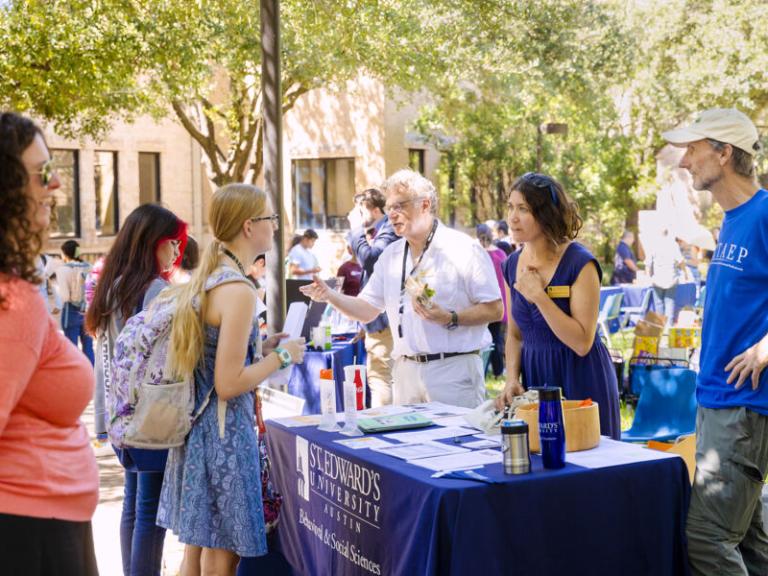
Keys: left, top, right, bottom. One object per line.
{"left": 222, "top": 247, "right": 246, "bottom": 276}
{"left": 398, "top": 218, "right": 439, "bottom": 338}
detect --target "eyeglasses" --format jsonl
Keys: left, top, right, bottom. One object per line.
{"left": 520, "top": 172, "right": 559, "bottom": 206}
{"left": 250, "top": 214, "right": 280, "bottom": 225}
{"left": 385, "top": 196, "right": 426, "bottom": 215}
{"left": 31, "top": 159, "right": 56, "bottom": 187}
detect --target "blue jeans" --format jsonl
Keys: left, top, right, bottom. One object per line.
{"left": 116, "top": 448, "right": 168, "bottom": 576}
{"left": 61, "top": 303, "right": 94, "bottom": 365}
{"left": 486, "top": 321, "right": 506, "bottom": 378}
{"left": 652, "top": 285, "right": 677, "bottom": 326}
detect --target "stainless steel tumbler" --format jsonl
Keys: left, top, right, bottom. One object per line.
{"left": 501, "top": 419, "right": 531, "bottom": 474}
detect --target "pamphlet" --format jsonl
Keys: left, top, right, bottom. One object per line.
{"left": 334, "top": 436, "right": 395, "bottom": 450}
{"left": 280, "top": 301, "right": 308, "bottom": 345}
{"left": 409, "top": 449, "right": 502, "bottom": 472}
{"left": 372, "top": 441, "right": 470, "bottom": 461}
{"left": 356, "top": 413, "right": 433, "bottom": 434}
{"left": 384, "top": 425, "right": 477, "bottom": 444}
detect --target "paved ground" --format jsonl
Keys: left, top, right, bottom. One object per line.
{"left": 83, "top": 402, "right": 185, "bottom": 576}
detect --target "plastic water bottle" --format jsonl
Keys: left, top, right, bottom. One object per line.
{"left": 340, "top": 367, "right": 363, "bottom": 437}
{"left": 323, "top": 322, "right": 332, "bottom": 351}
{"left": 318, "top": 368, "right": 340, "bottom": 432}
{"left": 354, "top": 367, "right": 365, "bottom": 410}
{"left": 537, "top": 386, "right": 566, "bottom": 469}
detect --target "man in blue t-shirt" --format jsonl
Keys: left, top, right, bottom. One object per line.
{"left": 610, "top": 230, "right": 638, "bottom": 285}
{"left": 664, "top": 108, "right": 768, "bottom": 575}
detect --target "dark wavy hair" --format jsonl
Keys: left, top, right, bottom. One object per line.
{"left": 85, "top": 203, "right": 185, "bottom": 334}
{"left": 0, "top": 112, "right": 45, "bottom": 308}
{"left": 508, "top": 173, "right": 583, "bottom": 246}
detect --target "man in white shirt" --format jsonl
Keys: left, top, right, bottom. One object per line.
{"left": 301, "top": 169, "right": 503, "bottom": 408}
{"left": 287, "top": 228, "right": 321, "bottom": 280}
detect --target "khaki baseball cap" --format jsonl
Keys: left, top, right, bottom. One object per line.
{"left": 662, "top": 108, "right": 761, "bottom": 155}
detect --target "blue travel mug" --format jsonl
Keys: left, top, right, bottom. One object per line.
{"left": 536, "top": 386, "right": 566, "bottom": 469}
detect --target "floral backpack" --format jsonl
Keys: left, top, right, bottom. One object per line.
{"left": 108, "top": 269, "right": 245, "bottom": 449}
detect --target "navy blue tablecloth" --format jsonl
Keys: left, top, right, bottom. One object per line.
{"left": 287, "top": 336, "right": 367, "bottom": 414}
{"left": 266, "top": 421, "right": 691, "bottom": 576}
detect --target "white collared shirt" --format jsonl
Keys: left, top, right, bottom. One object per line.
{"left": 359, "top": 221, "right": 501, "bottom": 358}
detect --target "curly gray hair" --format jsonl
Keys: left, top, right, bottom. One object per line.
{"left": 382, "top": 169, "right": 438, "bottom": 214}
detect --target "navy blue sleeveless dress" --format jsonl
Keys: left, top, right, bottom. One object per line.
{"left": 503, "top": 242, "right": 621, "bottom": 439}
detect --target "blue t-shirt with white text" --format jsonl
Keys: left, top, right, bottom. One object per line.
{"left": 698, "top": 189, "right": 768, "bottom": 413}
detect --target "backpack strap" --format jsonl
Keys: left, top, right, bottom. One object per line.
{"left": 199, "top": 266, "right": 260, "bottom": 439}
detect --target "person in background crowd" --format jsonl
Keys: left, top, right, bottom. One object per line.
{"left": 247, "top": 254, "right": 267, "bottom": 303}
{"left": 347, "top": 187, "right": 398, "bottom": 406}
{"left": 610, "top": 230, "right": 639, "bottom": 285}
{"left": 0, "top": 111, "right": 99, "bottom": 575}
{"left": 157, "top": 183, "right": 304, "bottom": 575}
{"left": 336, "top": 245, "right": 363, "bottom": 297}
{"left": 664, "top": 107, "right": 768, "bottom": 575}
{"left": 173, "top": 235, "right": 199, "bottom": 284}
{"left": 494, "top": 219, "right": 514, "bottom": 255}
{"left": 86, "top": 203, "right": 188, "bottom": 576}
{"left": 302, "top": 169, "right": 503, "bottom": 408}
{"left": 287, "top": 228, "right": 320, "bottom": 280}
{"left": 57, "top": 239, "right": 94, "bottom": 364}
{"left": 494, "top": 172, "right": 621, "bottom": 440}
{"left": 85, "top": 255, "right": 105, "bottom": 308}
{"left": 647, "top": 228, "right": 688, "bottom": 325}
{"left": 477, "top": 223, "right": 508, "bottom": 378}
{"left": 677, "top": 237, "right": 702, "bottom": 292}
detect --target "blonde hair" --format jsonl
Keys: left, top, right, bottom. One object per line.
{"left": 167, "top": 183, "right": 267, "bottom": 379}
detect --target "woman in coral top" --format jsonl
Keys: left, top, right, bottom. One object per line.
{"left": 0, "top": 112, "right": 99, "bottom": 574}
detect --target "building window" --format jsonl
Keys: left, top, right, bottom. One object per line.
{"left": 94, "top": 151, "right": 119, "bottom": 236}
{"left": 138, "top": 152, "right": 161, "bottom": 204}
{"left": 292, "top": 158, "right": 355, "bottom": 230}
{"left": 408, "top": 148, "right": 425, "bottom": 174}
{"left": 49, "top": 149, "right": 80, "bottom": 238}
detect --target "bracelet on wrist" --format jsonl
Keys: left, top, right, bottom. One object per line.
{"left": 274, "top": 346, "right": 292, "bottom": 370}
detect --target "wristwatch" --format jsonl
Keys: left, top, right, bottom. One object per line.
{"left": 446, "top": 310, "right": 459, "bottom": 331}
{"left": 274, "top": 346, "right": 292, "bottom": 369}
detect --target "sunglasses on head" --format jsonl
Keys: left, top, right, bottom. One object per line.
{"left": 521, "top": 172, "right": 559, "bottom": 206}
{"left": 32, "top": 159, "right": 56, "bottom": 187}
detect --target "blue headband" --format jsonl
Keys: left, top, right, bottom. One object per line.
{"left": 521, "top": 172, "right": 559, "bottom": 206}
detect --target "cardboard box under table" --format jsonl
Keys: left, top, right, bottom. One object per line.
{"left": 265, "top": 409, "right": 690, "bottom": 576}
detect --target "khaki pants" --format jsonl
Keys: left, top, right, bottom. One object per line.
{"left": 392, "top": 353, "right": 485, "bottom": 409}
{"left": 687, "top": 406, "right": 768, "bottom": 576}
{"left": 365, "top": 327, "right": 394, "bottom": 407}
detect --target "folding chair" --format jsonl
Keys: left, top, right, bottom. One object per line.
{"left": 621, "top": 367, "right": 697, "bottom": 443}
{"left": 620, "top": 288, "right": 653, "bottom": 330}
{"left": 627, "top": 356, "right": 690, "bottom": 398}
{"left": 598, "top": 292, "right": 624, "bottom": 343}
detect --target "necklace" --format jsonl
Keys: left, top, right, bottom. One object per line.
{"left": 222, "top": 247, "right": 246, "bottom": 276}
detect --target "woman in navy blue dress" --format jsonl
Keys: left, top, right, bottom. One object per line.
{"left": 495, "top": 173, "right": 620, "bottom": 439}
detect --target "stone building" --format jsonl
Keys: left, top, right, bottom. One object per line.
{"left": 41, "top": 76, "right": 440, "bottom": 275}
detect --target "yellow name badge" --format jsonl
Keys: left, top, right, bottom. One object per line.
{"left": 546, "top": 285, "right": 571, "bottom": 299}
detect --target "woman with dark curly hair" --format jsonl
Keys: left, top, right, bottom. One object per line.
{"left": 495, "top": 172, "right": 620, "bottom": 440}
{"left": 85, "top": 202, "right": 187, "bottom": 576}
{"left": 0, "top": 111, "right": 99, "bottom": 574}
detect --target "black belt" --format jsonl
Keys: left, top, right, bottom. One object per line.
{"left": 402, "top": 350, "right": 480, "bottom": 364}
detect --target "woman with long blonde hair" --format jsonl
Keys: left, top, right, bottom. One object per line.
{"left": 157, "top": 184, "right": 304, "bottom": 575}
